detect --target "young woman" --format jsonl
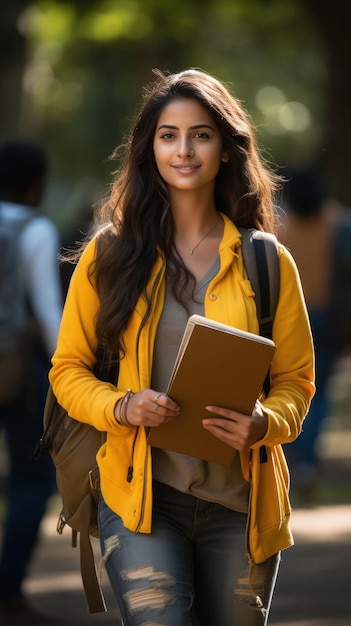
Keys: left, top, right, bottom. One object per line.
{"left": 50, "top": 69, "right": 315, "bottom": 625}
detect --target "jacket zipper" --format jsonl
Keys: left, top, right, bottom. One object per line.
{"left": 245, "top": 450, "right": 254, "bottom": 565}
{"left": 125, "top": 426, "right": 149, "bottom": 532}
{"left": 135, "top": 439, "right": 149, "bottom": 532}
{"left": 126, "top": 427, "right": 138, "bottom": 483}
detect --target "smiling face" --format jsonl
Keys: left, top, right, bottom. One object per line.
{"left": 153, "top": 97, "right": 228, "bottom": 197}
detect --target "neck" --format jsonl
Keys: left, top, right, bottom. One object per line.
{"left": 174, "top": 211, "right": 222, "bottom": 256}
{"left": 171, "top": 190, "right": 218, "bottom": 229}
{"left": 172, "top": 213, "right": 223, "bottom": 280}
{"left": 169, "top": 182, "right": 216, "bottom": 213}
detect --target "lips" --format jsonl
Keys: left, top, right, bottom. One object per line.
{"left": 172, "top": 164, "right": 200, "bottom": 172}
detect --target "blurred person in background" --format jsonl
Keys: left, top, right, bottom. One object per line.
{"left": 0, "top": 141, "right": 63, "bottom": 619}
{"left": 279, "top": 168, "right": 343, "bottom": 504}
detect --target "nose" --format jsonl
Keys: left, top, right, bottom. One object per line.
{"left": 177, "top": 137, "right": 194, "bottom": 158}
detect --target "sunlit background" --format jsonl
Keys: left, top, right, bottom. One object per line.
{"left": 1, "top": 3, "right": 350, "bottom": 624}
{"left": 2, "top": 0, "right": 350, "bottom": 239}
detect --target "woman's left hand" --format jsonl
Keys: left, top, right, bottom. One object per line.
{"left": 202, "top": 400, "right": 268, "bottom": 451}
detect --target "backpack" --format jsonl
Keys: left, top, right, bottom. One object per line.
{"left": 37, "top": 354, "right": 118, "bottom": 613}
{"left": 37, "top": 228, "right": 280, "bottom": 614}
{"left": 0, "top": 207, "right": 35, "bottom": 404}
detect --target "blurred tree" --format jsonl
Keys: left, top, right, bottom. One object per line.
{"left": 0, "top": 2, "right": 28, "bottom": 139}
{"left": 304, "top": 0, "right": 351, "bottom": 205}
{"left": 0, "top": 0, "right": 349, "bottom": 235}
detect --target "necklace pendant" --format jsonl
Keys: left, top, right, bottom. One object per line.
{"left": 183, "top": 215, "right": 220, "bottom": 256}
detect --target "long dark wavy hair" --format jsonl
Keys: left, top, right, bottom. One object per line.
{"left": 83, "top": 68, "right": 281, "bottom": 361}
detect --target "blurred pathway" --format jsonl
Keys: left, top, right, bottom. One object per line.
{"left": 16, "top": 497, "right": 350, "bottom": 626}
{"left": 1, "top": 354, "right": 351, "bottom": 625}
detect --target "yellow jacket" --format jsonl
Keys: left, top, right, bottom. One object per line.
{"left": 50, "top": 215, "right": 315, "bottom": 564}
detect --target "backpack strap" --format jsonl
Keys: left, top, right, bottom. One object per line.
{"left": 79, "top": 523, "right": 106, "bottom": 613}
{"left": 239, "top": 228, "right": 280, "bottom": 465}
{"left": 239, "top": 228, "right": 280, "bottom": 340}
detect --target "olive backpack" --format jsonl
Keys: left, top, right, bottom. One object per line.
{"left": 37, "top": 227, "right": 280, "bottom": 614}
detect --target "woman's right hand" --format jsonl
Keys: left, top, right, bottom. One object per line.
{"left": 115, "top": 389, "right": 180, "bottom": 427}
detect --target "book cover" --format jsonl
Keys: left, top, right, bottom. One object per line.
{"left": 148, "top": 314, "right": 276, "bottom": 465}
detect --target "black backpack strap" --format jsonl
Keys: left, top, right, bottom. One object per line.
{"left": 239, "top": 228, "right": 280, "bottom": 465}
{"left": 239, "top": 228, "right": 280, "bottom": 340}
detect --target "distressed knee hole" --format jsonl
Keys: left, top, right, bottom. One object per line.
{"left": 235, "top": 568, "right": 267, "bottom": 617}
{"left": 100, "top": 534, "right": 121, "bottom": 573}
{"left": 122, "top": 565, "right": 174, "bottom": 585}
{"left": 103, "top": 534, "right": 121, "bottom": 557}
{"left": 121, "top": 566, "right": 175, "bottom": 616}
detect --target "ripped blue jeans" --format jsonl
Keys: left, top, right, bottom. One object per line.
{"left": 98, "top": 480, "right": 281, "bottom": 626}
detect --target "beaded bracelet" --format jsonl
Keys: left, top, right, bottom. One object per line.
{"left": 117, "top": 388, "right": 134, "bottom": 426}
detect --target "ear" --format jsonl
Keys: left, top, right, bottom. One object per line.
{"left": 221, "top": 151, "right": 229, "bottom": 163}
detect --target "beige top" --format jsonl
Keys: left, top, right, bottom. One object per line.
{"left": 151, "top": 257, "right": 250, "bottom": 513}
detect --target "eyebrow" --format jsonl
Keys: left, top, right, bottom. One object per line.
{"left": 157, "top": 123, "right": 215, "bottom": 131}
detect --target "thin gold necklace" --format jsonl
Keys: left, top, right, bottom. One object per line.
{"left": 187, "top": 216, "right": 220, "bottom": 255}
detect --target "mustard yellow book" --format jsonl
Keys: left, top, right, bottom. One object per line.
{"left": 148, "top": 314, "right": 276, "bottom": 465}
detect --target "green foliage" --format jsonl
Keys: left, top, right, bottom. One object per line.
{"left": 11, "top": 0, "right": 329, "bottom": 231}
